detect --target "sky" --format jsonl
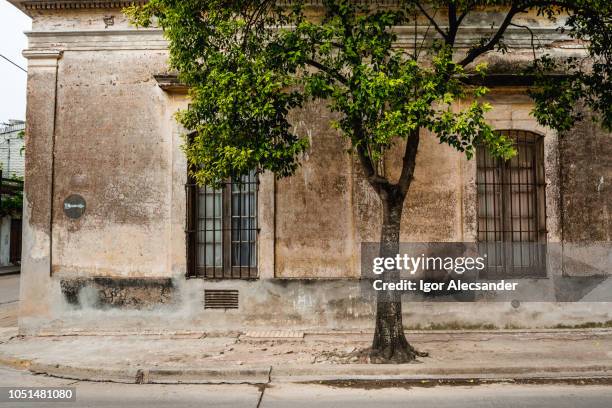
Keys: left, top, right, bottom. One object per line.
{"left": 0, "top": 0, "right": 31, "bottom": 125}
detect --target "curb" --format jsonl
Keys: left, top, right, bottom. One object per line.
{"left": 271, "top": 367, "right": 612, "bottom": 383}
{"left": 26, "top": 364, "right": 270, "bottom": 385}
{"left": 23, "top": 365, "right": 612, "bottom": 385}
{"left": 1, "top": 354, "right": 610, "bottom": 385}
{"left": 0, "top": 355, "right": 272, "bottom": 384}
{"left": 29, "top": 363, "right": 140, "bottom": 384}
{"left": 145, "top": 366, "right": 271, "bottom": 384}
{"left": 271, "top": 364, "right": 612, "bottom": 379}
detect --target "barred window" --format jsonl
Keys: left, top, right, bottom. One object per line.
{"left": 477, "top": 130, "right": 547, "bottom": 278}
{"left": 186, "top": 170, "right": 258, "bottom": 279}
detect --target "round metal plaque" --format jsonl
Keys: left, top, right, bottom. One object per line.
{"left": 63, "top": 194, "right": 86, "bottom": 219}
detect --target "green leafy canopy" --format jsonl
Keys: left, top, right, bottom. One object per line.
{"left": 125, "top": 1, "right": 610, "bottom": 187}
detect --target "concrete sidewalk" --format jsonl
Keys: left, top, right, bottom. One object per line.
{"left": 0, "top": 328, "right": 611, "bottom": 384}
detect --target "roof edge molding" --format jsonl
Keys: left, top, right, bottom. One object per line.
{"left": 10, "top": 1, "right": 401, "bottom": 14}
{"left": 9, "top": 1, "right": 147, "bottom": 15}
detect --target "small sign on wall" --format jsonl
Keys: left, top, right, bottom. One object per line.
{"left": 63, "top": 194, "right": 86, "bottom": 219}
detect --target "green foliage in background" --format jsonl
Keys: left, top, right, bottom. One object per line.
{"left": 0, "top": 176, "right": 23, "bottom": 218}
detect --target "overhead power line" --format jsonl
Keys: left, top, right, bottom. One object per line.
{"left": 0, "top": 54, "right": 27, "bottom": 73}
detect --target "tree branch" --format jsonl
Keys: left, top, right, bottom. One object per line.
{"left": 356, "top": 144, "right": 391, "bottom": 191}
{"left": 458, "top": 3, "right": 521, "bottom": 67}
{"left": 415, "top": 2, "right": 448, "bottom": 42}
{"left": 305, "top": 58, "right": 348, "bottom": 85}
{"left": 242, "top": 0, "right": 274, "bottom": 49}
{"left": 456, "top": 0, "right": 601, "bottom": 67}
{"left": 447, "top": 2, "right": 458, "bottom": 45}
{"left": 456, "top": 10, "right": 469, "bottom": 27}
{"left": 397, "top": 129, "right": 420, "bottom": 195}
{"left": 456, "top": 1, "right": 474, "bottom": 28}
{"left": 415, "top": 7, "right": 435, "bottom": 60}
{"left": 352, "top": 121, "right": 391, "bottom": 191}
{"left": 509, "top": 22, "right": 539, "bottom": 60}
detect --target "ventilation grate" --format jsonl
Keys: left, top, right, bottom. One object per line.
{"left": 204, "top": 289, "right": 239, "bottom": 309}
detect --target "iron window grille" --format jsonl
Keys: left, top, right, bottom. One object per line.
{"left": 477, "top": 130, "right": 547, "bottom": 278}
{"left": 186, "top": 170, "right": 259, "bottom": 279}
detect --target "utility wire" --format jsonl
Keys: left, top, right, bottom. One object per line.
{"left": 0, "top": 54, "right": 27, "bottom": 73}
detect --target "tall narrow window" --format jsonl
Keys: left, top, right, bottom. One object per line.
{"left": 477, "top": 130, "right": 547, "bottom": 277}
{"left": 187, "top": 170, "right": 258, "bottom": 279}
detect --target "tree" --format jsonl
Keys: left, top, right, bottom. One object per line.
{"left": 0, "top": 175, "right": 23, "bottom": 218}
{"left": 126, "top": 0, "right": 611, "bottom": 363}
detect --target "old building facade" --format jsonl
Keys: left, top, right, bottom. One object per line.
{"left": 10, "top": 0, "right": 611, "bottom": 335}
{"left": 0, "top": 120, "right": 25, "bottom": 267}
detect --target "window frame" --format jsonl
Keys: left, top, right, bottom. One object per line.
{"left": 186, "top": 170, "right": 259, "bottom": 280}
{"left": 476, "top": 130, "right": 547, "bottom": 278}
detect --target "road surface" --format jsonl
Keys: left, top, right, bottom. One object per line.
{"left": 0, "top": 274, "right": 18, "bottom": 306}
{"left": 1, "top": 367, "right": 611, "bottom": 407}
{"left": 0, "top": 274, "right": 18, "bottom": 327}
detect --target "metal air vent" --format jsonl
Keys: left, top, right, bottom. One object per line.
{"left": 204, "top": 289, "right": 239, "bottom": 309}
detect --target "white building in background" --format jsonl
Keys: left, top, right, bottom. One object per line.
{"left": 0, "top": 120, "right": 25, "bottom": 267}
{"left": 0, "top": 120, "right": 25, "bottom": 178}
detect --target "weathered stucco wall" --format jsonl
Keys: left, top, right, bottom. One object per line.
{"left": 559, "top": 112, "right": 611, "bottom": 243}
{"left": 16, "top": 3, "right": 611, "bottom": 334}
{"left": 556, "top": 110, "right": 612, "bottom": 277}
{"left": 275, "top": 103, "right": 357, "bottom": 278}
{"left": 275, "top": 89, "right": 564, "bottom": 280}
{"left": 50, "top": 49, "right": 171, "bottom": 277}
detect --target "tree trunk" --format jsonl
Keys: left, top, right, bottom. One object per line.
{"left": 370, "top": 193, "right": 427, "bottom": 363}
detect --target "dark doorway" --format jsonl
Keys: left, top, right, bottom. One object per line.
{"left": 10, "top": 218, "right": 21, "bottom": 265}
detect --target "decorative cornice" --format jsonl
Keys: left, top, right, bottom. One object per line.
{"left": 27, "top": 29, "right": 162, "bottom": 37}
{"left": 154, "top": 74, "right": 188, "bottom": 94}
{"left": 22, "top": 49, "right": 63, "bottom": 59}
{"left": 155, "top": 72, "right": 571, "bottom": 94}
{"left": 14, "top": 0, "right": 403, "bottom": 13}
{"left": 22, "top": 49, "right": 63, "bottom": 69}
{"left": 21, "top": 1, "right": 146, "bottom": 11}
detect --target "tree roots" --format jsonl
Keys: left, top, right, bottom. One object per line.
{"left": 369, "top": 344, "right": 429, "bottom": 364}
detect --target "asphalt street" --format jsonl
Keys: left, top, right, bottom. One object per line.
{"left": 0, "top": 274, "right": 18, "bottom": 305}
{"left": 0, "top": 274, "right": 19, "bottom": 328}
